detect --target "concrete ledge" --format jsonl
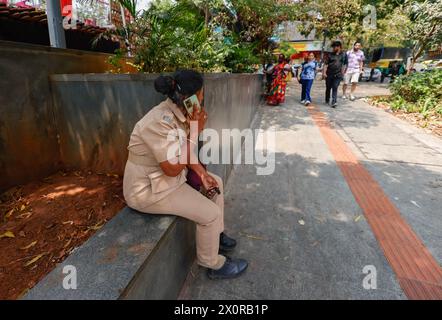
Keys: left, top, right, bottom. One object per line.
{"left": 50, "top": 73, "right": 262, "bottom": 82}
{"left": 23, "top": 208, "right": 195, "bottom": 300}
{"left": 48, "top": 73, "right": 262, "bottom": 179}
{"left": 0, "top": 40, "right": 113, "bottom": 57}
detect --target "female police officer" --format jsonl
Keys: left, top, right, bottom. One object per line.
{"left": 123, "top": 70, "right": 248, "bottom": 279}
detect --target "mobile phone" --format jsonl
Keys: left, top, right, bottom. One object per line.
{"left": 205, "top": 186, "right": 221, "bottom": 199}
{"left": 212, "top": 187, "right": 221, "bottom": 195}
{"left": 183, "top": 94, "right": 201, "bottom": 115}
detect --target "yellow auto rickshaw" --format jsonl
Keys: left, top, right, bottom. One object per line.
{"left": 369, "top": 59, "right": 405, "bottom": 82}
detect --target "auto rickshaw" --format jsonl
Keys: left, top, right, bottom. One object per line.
{"left": 369, "top": 59, "right": 406, "bottom": 82}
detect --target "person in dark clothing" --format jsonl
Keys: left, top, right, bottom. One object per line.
{"left": 264, "top": 59, "right": 275, "bottom": 95}
{"left": 322, "top": 41, "right": 348, "bottom": 108}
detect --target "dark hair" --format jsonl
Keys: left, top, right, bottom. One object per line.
{"left": 331, "top": 40, "right": 342, "bottom": 48}
{"left": 354, "top": 41, "right": 361, "bottom": 46}
{"left": 154, "top": 70, "right": 203, "bottom": 101}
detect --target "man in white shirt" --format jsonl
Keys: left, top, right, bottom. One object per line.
{"left": 343, "top": 42, "right": 365, "bottom": 101}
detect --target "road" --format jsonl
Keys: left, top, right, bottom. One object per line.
{"left": 179, "top": 81, "right": 442, "bottom": 300}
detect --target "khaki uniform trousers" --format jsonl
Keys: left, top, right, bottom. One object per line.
{"left": 140, "top": 172, "right": 226, "bottom": 270}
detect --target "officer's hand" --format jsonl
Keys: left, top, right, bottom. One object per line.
{"left": 201, "top": 172, "right": 219, "bottom": 199}
{"left": 188, "top": 107, "right": 207, "bottom": 136}
{"left": 190, "top": 108, "right": 207, "bottom": 128}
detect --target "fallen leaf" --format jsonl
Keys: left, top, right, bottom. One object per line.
{"left": 20, "top": 204, "right": 26, "bottom": 211}
{"left": 354, "top": 215, "right": 362, "bottom": 222}
{"left": 5, "top": 209, "right": 14, "bottom": 219}
{"left": 314, "top": 216, "right": 326, "bottom": 223}
{"left": 238, "top": 231, "right": 267, "bottom": 241}
{"left": 17, "top": 288, "right": 29, "bottom": 299}
{"left": 17, "top": 212, "right": 32, "bottom": 219}
{"left": 74, "top": 172, "right": 84, "bottom": 179}
{"left": 0, "top": 231, "right": 15, "bottom": 238}
{"left": 298, "top": 219, "right": 305, "bottom": 226}
{"left": 410, "top": 200, "right": 421, "bottom": 208}
{"left": 19, "top": 231, "right": 26, "bottom": 237}
{"left": 62, "top": 221, "right": 74, "bottom": 225}
{"left": 63, "top": 239, "right": 72, "bottom": 248}
{"left": 88, "top": 222, "right": 104, "bottom": 231}
{"left": 20, "top": 241, "right": 37, "bottom": 250}
{"left": 29, "top": 264, "right": 38, "bottom": 271}
{"left": 24, "top": 254, "right": 44, "bottom": 267}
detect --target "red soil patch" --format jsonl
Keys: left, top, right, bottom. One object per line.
{"left": 0, "top": 170, "right": 125, "bottom": 300}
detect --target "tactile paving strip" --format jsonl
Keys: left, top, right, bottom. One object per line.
{"left": 307, "top": 104, "right": 442, "bottom": 300}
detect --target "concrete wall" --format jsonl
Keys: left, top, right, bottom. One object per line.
{"left": 20, "top": 73, "right": 262, "bottom": 300}
{"left": 0, "top": 40, "right": 262, "bottom": 192}
{"left": 24, "top": 208, "right": 196, "bottom": 300}
{"left": 50, "top": 73, "right": 262, "bottom": 182}
{"left": 0, "top": 41, "right": 134, "bottom": 192}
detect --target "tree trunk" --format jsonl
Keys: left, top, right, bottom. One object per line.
{"left": 408, "top": 43, "right": 425, "bottom": 74}
{"left": 204, "top": 5, "right": 209, "bottom": 27}
{"left": 320, "top": 33, "right": 327, "bottom": 62}
{"left": 407, "top": 24, "right": 437, "bottom": 74}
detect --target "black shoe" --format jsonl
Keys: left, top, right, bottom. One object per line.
{"left": 207, "top": 256, "right": 248, "bottom": 280}
{"left": 331, "top": 102, "right": 337, "bottom": 108}
{"left": 325, "top": 100, "right": 330, "bottom": 105}
{"left": 219, "top": 232, "right": 237, "bottom": 252}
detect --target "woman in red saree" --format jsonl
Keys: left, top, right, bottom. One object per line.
{"left": 266, "top": 54, "right": 291, "bottom": 106}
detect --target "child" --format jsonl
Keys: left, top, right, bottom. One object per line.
{"left": 298, "top": 52, "right": 318, "bottom": 106}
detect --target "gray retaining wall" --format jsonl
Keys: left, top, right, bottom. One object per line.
{"left": 2, "top": 50, "right": 263, "bottom": 299}
{"left": 0, "top": 41, "right": 132, "bottom": 192}
{"left": 50, "top": 73, "right": 262, "bottom": 182}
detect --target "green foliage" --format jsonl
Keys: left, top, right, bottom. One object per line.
{"left": 224, "top": 40, "right": 261, "bottom": 73}
{"left": 297, "top": 0, "right": 364, "bottom": 46}
{"left": 278, "top": 42, "right": 297, "bottom": 59}
{"left": 104, "top": 0, "right": 301, "bottom": 73}
{"left": 103, "top": 0, "right": 231, "bottom": 72}
{"left": 107, "top": 49, "right": 127, "bottom": 73}
{"left": 389, "top": 70, "right": 442, "bottom": 117}
{"left": 403, "top": 0, "right": 442, "bottom": 71}
{"left": 298, "top": 0, "right": 415, "bottom": 48}
{"left": 117, "top": 0, "right": 138, "bottom": 18}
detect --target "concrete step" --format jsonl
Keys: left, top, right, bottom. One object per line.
{"left": 23, "top": 208, "right": 195, "bottom": 300}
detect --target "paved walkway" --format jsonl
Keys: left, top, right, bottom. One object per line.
{"left": 179, "top": 81, "right": 442, "bottom": 300}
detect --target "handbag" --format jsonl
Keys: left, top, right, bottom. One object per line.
{"left": 186, "top": 167, "right": 204, "bottom": 191}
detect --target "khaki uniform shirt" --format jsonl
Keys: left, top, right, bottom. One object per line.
{"left": 123, "top": 98, "right": 189, "bottom": 210}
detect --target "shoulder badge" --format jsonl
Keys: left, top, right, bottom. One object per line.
{"left": 162, "top": 114, "right": 174, "bottom": 124}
